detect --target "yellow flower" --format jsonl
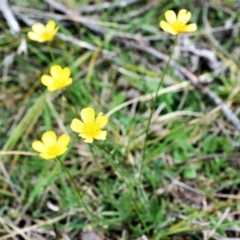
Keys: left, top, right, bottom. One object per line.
{"left": 32, "top": 131, "right": 70, "bottom": 160}
{"left": 28, "top": 20, "right": 59, "bottom": 42}
{"left": 160, "top": 9, "right": 197, "bottom": 35}
{"left": 70, "top": 107, "right": 108, "bottom": 143}
{"left": 41, "top": 65, "right": 72, "bottom": 91}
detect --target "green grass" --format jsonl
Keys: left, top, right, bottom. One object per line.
{"left": 1, "top": 0, "right": 240, "bottom": 239}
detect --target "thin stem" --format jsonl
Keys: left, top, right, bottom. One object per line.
{"left": 94, "top": 141, "right": 114, "bottom": 157}
{"left": 56, "top": 157, "right": 99, "bottom": 220}
{"left": 48, "top": 42, "right": 55, "bottom": 62}
{"left": 93, "top": 141, "right": 120, "bottom": 172}
{"left": 94, "top": 142, "right": 148, "bottom": 231}
{"left": 89, "top": 144, "right": 105, "bottom": 178}
{"left": 56, "top": 157, "right": 82, "bottom": 200}
{"left": 94, "top": 141, "right": 128, "bottom": 181}
{"left": 141, "top": 35, "right": 178, "bottom": 170}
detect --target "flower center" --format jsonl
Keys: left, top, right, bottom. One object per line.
{"left": 47, "top": 144, "right": 59, "bottom": 155}
{"left": 40, "top": 32, "right": 53, "bottom": 41}
{"left": 82, "top": 122, "right": 101, "bottom": 138}
{"left": 171, "top": 21, "right": 187, "bottom": 32}
{"left": 54, "top": 78, "right": 66, "bottom": 87}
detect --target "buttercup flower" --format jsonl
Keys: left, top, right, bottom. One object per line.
{"left": 28, "top": 20, "right": 59, "bottom": 42}
{"left": 32, "top": 131, "right": 70, "bottom": 160}
{"left": 41, "top": 65, "right": 72, "bottom": 91}
{"left": 160, "top": 9, "right": 197, "bottom": 35}
{"left": 70, "top": 107, "right": 108, "bottom": 143}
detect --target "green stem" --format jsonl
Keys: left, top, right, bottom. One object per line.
{"left": 94, "top": 141, "right": 114, "bottom": 158}
{"left": 141, "top": 35, "right": 178, "bottom": 171}
{"left": 93, "top": 141, "right": 128, "bottom": 181}
{"left": 93, "top": 141, "right": 120, "bottom": 171}
{"left": 93, "top": 142, "right": 148, "bottom": 230}
{"left": 56, "top": 157, "right": 82, "bottom": 200}
{"left": 56, "top": 157, "right": 99, "bottom": 220}
{"left": 48, "top": 42, "right": 55, "bottom": 62}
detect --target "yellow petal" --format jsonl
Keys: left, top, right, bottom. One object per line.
{"left": 160, "top": 21, "right": 178, "bottom": 35}
{"left": 95, "top": 112, "right": 108, "bottom": 128}
{"left": 56, "top": 147, "right": 68, "bottom": 156}
{"left": 53, "top": 85, "right": 65, "bottom": 91}
{"left": 78, "top": 133, "right": 93, "bottom": 143}
{"left": 165, "top": 10, "right": 176, "bottom": 23}
{"left": 177, "top": 9, "right": 191, "bottom": 24}
{"left": 39, "top": 153, "right": 55, "bottom": 160}
{"left": 82, "top": 136, "right": 94, "bottom": 143}
{"left": 42, "top": 131, "right": 57, "bottom": 146}
{"left": 185, "top": 23, "right": 197, "bottom": 32}
{"left": 50, "top": 65, "right": 62, "bottom": 79}
{"left": 57, "top": 134, "right": 70, "bottom": 148}
{"left": 62, "top": 67, "right": 71, "bottom": 79}
{"left": 50, "top": 78, "right": 72, "bottom": 91}
{"left": 46, "top": 20, "right": 56, "bottom": 32}
{"left": 70, "top": 118, "right": 84, "bottom": 133}
{"left": 64, "top": 78, "right": 72, "bottom": 86}
{"left": 32, "top": 23, "right": 45, "bottom": 34}
{"left": 41, "top": 75, "right": 53, "bottom": 86}
{"left": 47, "top": 85, "right": 57, "bottom": 92}
{"left": 37, "top": 38, "right": 45, "bottom": 43}
{"left": 56, "top": 79, "right": 72, "bottom": 89}
{"left": 81, "top": 107, "right": 95, "bottom": 123}
{"left": 28, "top": 32, "right": 40, "bottom": 41}
{"left": 53, "top": 27, "right": 59, "bottom": 35}
{"left": 32, "top": 141, "right": 46, "bottom": 152}
{"left": 94, "top": 130, "right": 107, "bottom": 140}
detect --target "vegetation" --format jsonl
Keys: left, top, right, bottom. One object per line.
{"left": 1, "top": 0, "right": 240, "bottom": 239}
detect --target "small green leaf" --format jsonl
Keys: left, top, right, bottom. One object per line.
{"left": 183, "top": 167, "right": 197, "bottom": 179}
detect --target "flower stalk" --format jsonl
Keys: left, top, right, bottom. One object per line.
{"left": 141, "top": 35, "right": 178, "bottom": 171}
{"left": 48, "top": 42, "right": 55, "bottom": 62}
{"left": 56, "top": 157, "right": 100, "bottom": 220}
